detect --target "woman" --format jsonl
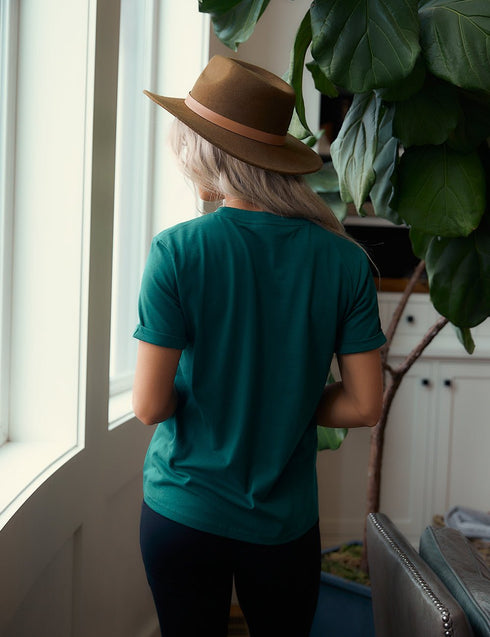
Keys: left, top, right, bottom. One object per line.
{"left": 133, "top": 55, "right": 385, "bottom": 637}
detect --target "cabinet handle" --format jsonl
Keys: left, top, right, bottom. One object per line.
{"left": 421, "top": 378, "right": 430, "bottom": 387}
{"left": 444, "top": 379, "right": 452, "bottom": 387}
{"left": 406, "top": 314, "right": 415, "bottom": 324}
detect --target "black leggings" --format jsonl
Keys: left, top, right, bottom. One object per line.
{"left": 140, "top": 501, "right": 321, "bottom": 637}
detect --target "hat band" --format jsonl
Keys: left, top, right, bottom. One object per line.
{"left": 185, "top": 93, "right": 286, "bottom": 146}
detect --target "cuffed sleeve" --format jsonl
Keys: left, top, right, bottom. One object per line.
{"left": 133, "top": 237, "right": 188, "bottom": 349}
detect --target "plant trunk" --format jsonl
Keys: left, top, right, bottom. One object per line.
{"left": 365, "top": 376, "right": 403, "bottom": 516}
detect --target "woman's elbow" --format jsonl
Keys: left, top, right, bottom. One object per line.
{"left": 360, "top": 400, "right": 383, "bottom": 427}
{"left": 132, "top": 400, "right": 158, "bottom": 426}
{"left": 132, "top": 393, "right": 177, "bottom": 426}
{"left": 134, "top": 410, "right": 160, "bottom": 426}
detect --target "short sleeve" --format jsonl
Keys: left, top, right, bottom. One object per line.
{"left": 336, "top": 253, "right": 386, "bottom": 355}
{"left": 133, "top": 237, "right": 187, "bottom": 349}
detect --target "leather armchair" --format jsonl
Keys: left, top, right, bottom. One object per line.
{"left": 367, "top": 513, "right": 475, "bottom": 637}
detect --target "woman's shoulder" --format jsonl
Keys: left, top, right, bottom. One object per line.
{"left": 313, "top": 223, "right": 368, "bottom": 259}
{"left": 153, "top": 212, "right": 220, "bottom": 246}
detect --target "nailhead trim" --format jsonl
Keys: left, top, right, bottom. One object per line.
{"left": 369, "top": 514, "right": 454, "bottom": 637}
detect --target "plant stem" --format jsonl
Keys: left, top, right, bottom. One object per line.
{"left": 381, "top": 260, "right": 426, "bottom": 368}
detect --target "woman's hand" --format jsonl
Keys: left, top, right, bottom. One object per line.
{"left": 132, "top": 341, "right": 182, "bottom": 425}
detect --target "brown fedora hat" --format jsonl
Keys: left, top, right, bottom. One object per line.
{"left": 144, "top": 55, "right": 322, "bottom": 175}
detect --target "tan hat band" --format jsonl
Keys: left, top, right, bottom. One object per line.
{"left": 184, "top": 93, "right": 286, "bottom": 146}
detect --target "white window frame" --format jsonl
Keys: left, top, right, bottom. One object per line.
{"left": 0, "top": 0, "right": 19, "bottom": 447}
{"left": 109, "top": 0, "right": 158, "bottom": 426}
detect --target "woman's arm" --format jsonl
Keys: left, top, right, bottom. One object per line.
{"left": 132, "top": 341, "right": 182, "bottom": 426}
{"left": 315, "top": 349, "right": 383, "bottom": 429}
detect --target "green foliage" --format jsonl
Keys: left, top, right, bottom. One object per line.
{"left": 199, "top": 0, "right": 271, "bottom": 50}
{"left": 285, "top": 10, "right": 316, "bottom": 139}
{"left": 455, "top": 327, "right": 476, "bottom": 355}
{"left": 392, "top": 78, "right": 460, "bottom": 147}
{"left": 200, "top": 0, "right": 490, "bottom": 331}
{"left": 330, "top": 92, "right": 381, "bottom": 211}
{"left": 413, "top": 218, "right": 490, "bottom": 327}
{"left": 317, "top": 426, "right": 348, "bottom": 451}
{"left": 310, "top": 0, "right": 420, "bottom": 93}
{"left": 369, "top": 105, "right": 401, "bottom": 224}
{"left": 304, "top": 162, "right": 348, "bottom": 221}
{"left": 394, "top": 146, "right": 486, "bottom": 237}
{"left": 418, "top": 0, "right": 490, "bottom": 92}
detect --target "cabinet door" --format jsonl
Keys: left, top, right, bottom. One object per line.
{"left": 432, "top": 361, "right": 490, "bottom": 515}
{"left": 379, "top": 360, "right": 435, "bottom": 544}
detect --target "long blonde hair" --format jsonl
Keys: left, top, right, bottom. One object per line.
{"left": 169, "top": 119, "right": 350, "bottom": 239}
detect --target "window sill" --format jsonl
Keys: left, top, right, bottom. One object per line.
{"left": 108, "top": 388, "right": 135, "bottom": 430}
{"left": 0, "top": 441, "right": 81, "bottom": 530}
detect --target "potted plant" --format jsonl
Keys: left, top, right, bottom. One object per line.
{"left": 199, "top": 1, "right": 490, "bottom": 634}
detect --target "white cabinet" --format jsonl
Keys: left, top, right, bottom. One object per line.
{"left": 317, "top": 293, "right": 490, "bottom": 547}
{"left": 430, "top": 360, "right": 490, "bottom": 514}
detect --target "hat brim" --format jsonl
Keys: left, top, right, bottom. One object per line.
{"left": 144, "top": 91, "right": 323, "bottom": 175}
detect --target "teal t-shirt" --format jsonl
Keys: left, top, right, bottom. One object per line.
{"left": 133, "top": 207, "right": 386, "bottom": 544}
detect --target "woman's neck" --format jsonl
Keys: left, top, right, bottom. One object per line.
{"left": 223, "top": 196, "right": 265, "bottom": 211}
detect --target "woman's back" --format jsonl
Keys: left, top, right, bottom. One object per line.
{"left": 136, "top": 206, "right": 383, "bottom": 544}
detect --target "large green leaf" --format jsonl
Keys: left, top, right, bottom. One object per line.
{"left": 310, "top": 0, "right": 420, "bottom": 93}
{"left": 199, "top": 0, "right": 243, "bottom": 14}
{"left": 394, "top": 145, "right": 486, "bottom": 236}
{"left": 393, "top": 78, "right": 460, "bottom": 146}
{"left": 419, "top": 0, "right": 490, "bottom": 92}
{"left": 304, "top": 162, "right": 341, "bottom": 193}
{"left": 424, "top": 215, "right": 490, "bottom": 326}
{"left": 330, "top": 92, "right": 381, "bottom": 211}
{"left": 317, "top": 427, "right": 348, "bottom": 451}
{"left": 305, "top": 163, "right": 348, "bottom": 221}
{"left": 306, "top": 60, "right": 338, "bottom": 98}
{"left": 409, "top": 227, "right": 434, "bottom": 259}
{"left": 319, "top": 192, "right": 349, "bottom": 222}
{"left": 370, "top": 104, "right": 402, "bottom": 224}
{"left": 454, "top": 326, "right": 475, "bottom": 354}
{"left": 286, "top": 11, "right": 314, "bottom": 135}
{"left": 205, "top": 0, "right": 271, "bottom": 50}
{"left": 377, "top": 55, "right": 427, "bottom": 102}
{"left": 288, "top": 109, "right": 318, "bottom": 145}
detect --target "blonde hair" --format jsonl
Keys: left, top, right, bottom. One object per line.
{"left": 169, "top": 120, "right": 350, "bottom": 238}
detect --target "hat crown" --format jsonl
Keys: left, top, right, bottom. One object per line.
{"left": 190, "top": 56, "right": 295, "bottom": 137}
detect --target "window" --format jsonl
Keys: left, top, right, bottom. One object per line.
{"left": 0, "top": 0, "right": 95, "bottom": 521}
{"left": 109, "top": 1, "right": 210, "bottom": 426}
{"left": 0, "top": 0, "right": 209, "bottom": 524}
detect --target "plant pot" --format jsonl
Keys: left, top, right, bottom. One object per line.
{"left": 309, "top": 544, "right": 375, "bottom": 637}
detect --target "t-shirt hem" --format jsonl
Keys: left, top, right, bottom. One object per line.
{"left": 133, "top": 324, "right": 187, "bottom": 349}
{"left": 337, "top": 331, "right": 386, "bottom": 355}
{"left": 143, "top": 494, "right": 318, "bottom": 546}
